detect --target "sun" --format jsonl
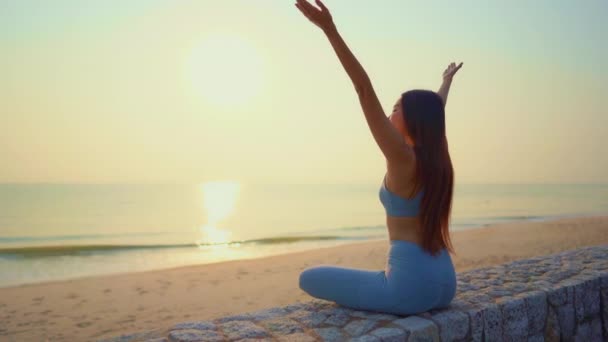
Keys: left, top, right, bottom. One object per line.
{"left": 184, "top": 33, "right": 264, "bottom": 107}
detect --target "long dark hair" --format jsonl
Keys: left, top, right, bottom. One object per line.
{"left": 401, "top": 89, "right": 455, "bottom": 256}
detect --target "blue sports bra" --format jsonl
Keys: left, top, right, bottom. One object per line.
{"left": 379, "top": 174, "right": 423, "bottom": 217}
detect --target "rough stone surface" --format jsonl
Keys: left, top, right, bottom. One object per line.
{"left": 170, "top": 321, "right": 215, "bottom": 331}
{"left": 430, "top": 310, "right": 469, "bottom": 341}
{"left": 500, "top": 297, "right": 528, "bottom": 341}
{"left": 602, "top": 274, "right": 608, "bottom": 340}
{"left": 276, "top": 332, "right": 317, "bottom": 342}
{"left": 313, "top": 326, "right": 346, "bottom": 341}
{"left": 557, "top": 301, "right": 576, "bottom": 339}
{"left": 322, "top": 308, "right": 352, "bottom": 327}
{"left": 523, "top": 291, "right": 547, "bottom": 334}
{"left": 258, "top": 317, "right": 303, "bottom": 335}
{"left": 348, "top": 335, "right": 380, "bottom": 342}
{"left": 393, "top": 316, "right": 439, "bottom": 341}
{"left": 369, "top": 327, "right": 407, "bottom": 341}
{"left": 287, "top": 310, "right": 328, "bottom": 328}
{"left": 590, "top": 317, "right": 603, "bottom": 342}
{"left": 249, "top": 307, "right": 289, "bottom": 322}
{"left": 167, "top": 329, "right": 223, "bottom": 342}
{"left": 98, "top": 245, "right": 608, "bottom": 342}
{"left": 343, "top": 319, "right": 378, "bottom": 337}
{"left": 220, "top": 320, "right": 269, "bottom": 341}
{"left": 482, "top": 304, "right": 503, "bottom": 341}
{"left": 545, "top": 305, "right": 560, "bottom": 342}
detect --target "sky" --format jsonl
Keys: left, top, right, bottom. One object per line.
{"left": 1, "top": 0, "right": 607, "bottom": 184}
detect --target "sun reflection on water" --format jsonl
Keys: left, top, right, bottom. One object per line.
{"left": 196, "top": 181, "right": 240, "bottom": 246}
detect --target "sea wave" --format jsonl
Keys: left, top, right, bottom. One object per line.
{"left": 0, "top": 213, "right": 580, "bottom": 258}
{"left": 0, "top": 234, "right": 378, "bottom": 258}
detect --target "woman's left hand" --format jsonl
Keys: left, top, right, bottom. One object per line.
{"left": 442, "top": 62, "right": 463, "bottom": 82}
{"left": 295, "top": 0, "right": 336, "bottom": 32}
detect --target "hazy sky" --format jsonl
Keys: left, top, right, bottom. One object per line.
{"left": 2, "top": 0, "right": 607, "bottom": 184}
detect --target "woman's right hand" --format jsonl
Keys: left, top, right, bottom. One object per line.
{"left": 295, "top": 0, "right": 336, "bottom": 32}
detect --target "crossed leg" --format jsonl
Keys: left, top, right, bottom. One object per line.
{"left": 298, "top": 265, "right": 400, "bottom": 313}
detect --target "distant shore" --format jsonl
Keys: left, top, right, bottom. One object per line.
{"left": 1, "top": 215, "right": 607, "bottom": 341}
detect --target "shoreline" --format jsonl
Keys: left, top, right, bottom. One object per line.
{"left": 1, "top": 211, "right": 604, "bottom": 290}
{"left": 1, "top": 215, "right": 607, "bottom": 341}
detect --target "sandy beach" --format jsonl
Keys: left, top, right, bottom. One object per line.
{"left": 1, "top": 215, "right": 607, "bottom": 341}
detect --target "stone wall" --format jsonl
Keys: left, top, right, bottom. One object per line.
{"left": 100, "top": 245, "right": 608, "bottom": 341}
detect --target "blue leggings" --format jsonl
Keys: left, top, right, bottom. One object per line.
{"left": 298, "top": 240, "right": 457, "bottom": 315}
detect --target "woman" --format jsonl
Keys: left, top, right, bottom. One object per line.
{"left": 296, "top": 0, "right": 463, "bottom": 315}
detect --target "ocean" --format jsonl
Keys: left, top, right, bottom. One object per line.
{"left": 1, "top": 182, "right": 606, "bottom": 288}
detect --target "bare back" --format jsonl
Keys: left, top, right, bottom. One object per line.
{"left": 384, "top": 151, "right": 424, "bottom": 244}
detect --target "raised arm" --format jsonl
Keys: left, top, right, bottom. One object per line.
{"left": 295, "top": 0, "right": 412, "bottom": 164}
{"left": 437, "top": 62, "right": 463, "bottom": 107}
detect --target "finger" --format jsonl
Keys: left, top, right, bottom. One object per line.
{"left": 300, "top": 2, "right": 319, "bottom": 18}
{"left": 295, "top": 3, "right": 314, "bottom": 21}
{"left": 295, "top": 3, "right": 306, "bottom": 16}
{"left": 299, "top": 0, "right": 320, "bottom": 12}
{"left": 296, "top": 0, "right": 311, "bottom": 12}
{"left": 315, "top": 0, "right": 328, "bottom": 12}
{"left": 295, "top": 2, "right": 315, "bottom": 19}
